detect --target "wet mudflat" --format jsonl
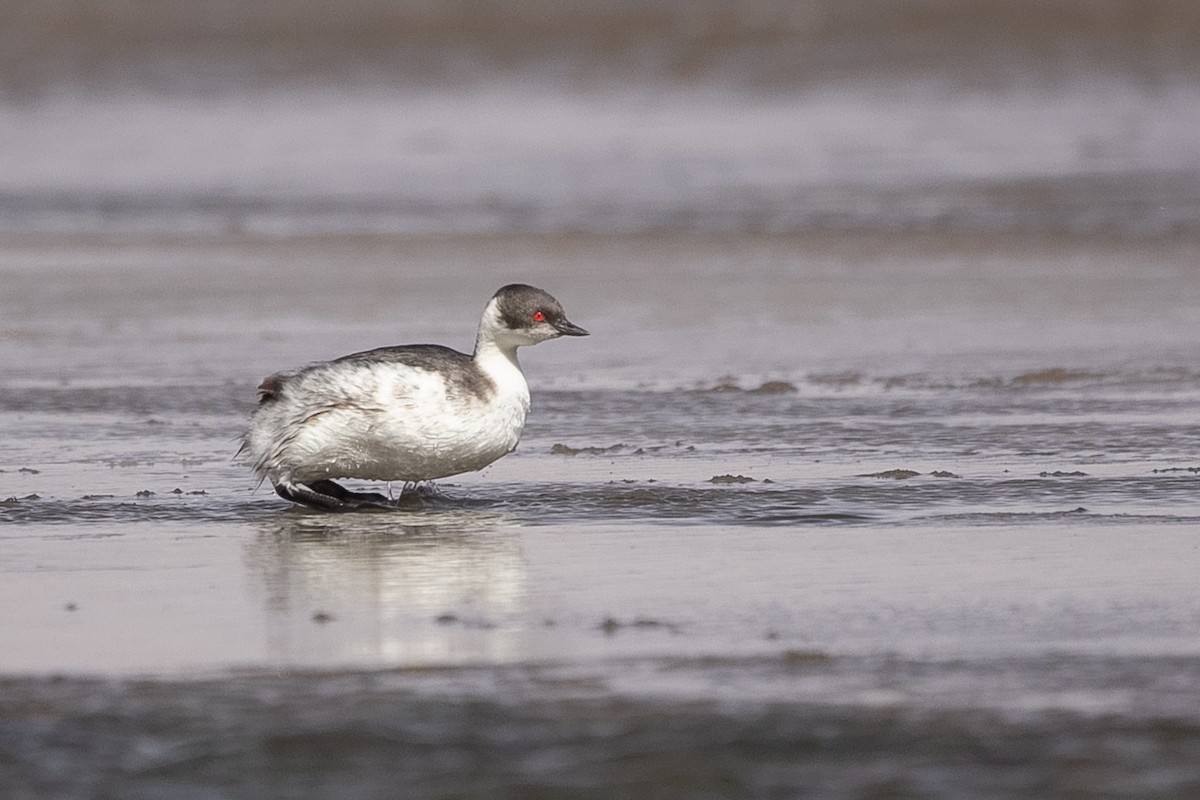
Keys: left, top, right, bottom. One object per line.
{"left": 4, "top": 2, "right": 1200, "bottom": 790}
{"left": 3, "top": 230, "right": 1200, "bottom": 797}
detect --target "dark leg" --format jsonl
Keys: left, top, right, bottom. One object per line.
{"left": 309, "top": 480, "right": 393, "bottom": 505}
{"left": 274, "top": 480, "right": 345, "bottom": 510}
{"left": 274, "top": 479, "right": 395, "bottom": 511}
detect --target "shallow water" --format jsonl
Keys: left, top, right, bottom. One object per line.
{"left": 3, "top": 229, "right": 1200, "bottom": 797}
{"left": 4, "top": 2, "right": 1200, "bottom": 794}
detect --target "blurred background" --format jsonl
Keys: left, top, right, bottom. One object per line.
{"left": 1, "top": 0, "right": 1197, "bottom": 240}
{"left": 4, "top": 13, "right": 1200, "bottom": 792}
{"left": 2, "top": 0, "right": 1199, "bottom": 398}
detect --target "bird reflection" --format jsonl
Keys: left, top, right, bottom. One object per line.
{"left": 243, "top": 508, "right": 527, "bottom": 668}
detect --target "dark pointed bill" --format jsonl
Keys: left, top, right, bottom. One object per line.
{"left": 552, "top": 318, "right": 589, "bottom": 336}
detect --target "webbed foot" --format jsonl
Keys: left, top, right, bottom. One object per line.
{"left": 274, "top": 479, "right": 396, "bottom": 511}
{"left": 309, "top": 480, "right": 394, "bottom": 505}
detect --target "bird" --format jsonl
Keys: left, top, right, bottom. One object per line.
{"left": 240, "top": 283, "right": 588, "bottom": 510}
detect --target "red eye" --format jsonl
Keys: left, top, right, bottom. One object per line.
{"left": 532, "top": 311, "right": 546, "bottom": 322}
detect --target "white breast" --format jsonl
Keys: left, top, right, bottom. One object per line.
{"left": 251, "top": 351, "right": 531, "bottom": 484}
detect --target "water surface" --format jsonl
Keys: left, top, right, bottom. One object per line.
{"left": 3, "top": 2, "right": 1200, "bottom": 796}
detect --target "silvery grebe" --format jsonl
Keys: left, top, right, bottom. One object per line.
{"left": 240, "top": 284, "right": 587, "bottom": 510}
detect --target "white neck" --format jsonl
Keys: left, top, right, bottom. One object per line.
{"left": 473, "top": 334, "right": 521, "bottom": 370}
{"left": 474, "top": 296, "right": 524, "bottom": 363}
{"left": 473, "top": 330, "right": 530, "bottom": 409}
